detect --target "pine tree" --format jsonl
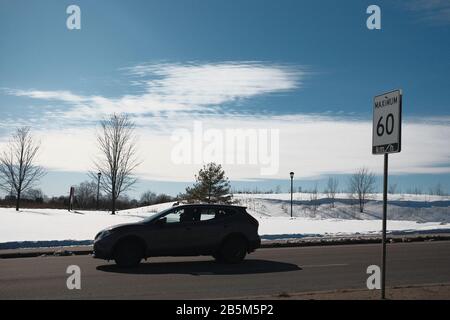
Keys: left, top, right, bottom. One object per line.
{"left": 184, "top": 163, "right": 232, "bottom": 204}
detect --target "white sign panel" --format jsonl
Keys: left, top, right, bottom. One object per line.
{"left": 372, "top": 89, "right": 402, "bottom": 154}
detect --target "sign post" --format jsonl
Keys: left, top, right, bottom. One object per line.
{"left": 372, "top": 89, "right": 402, "bottom": 299}
{"left": 69, "top": 186, "right": 75, "bottom": 212}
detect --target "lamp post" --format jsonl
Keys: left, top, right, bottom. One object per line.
{"left": 96, "top": 172, "right": 101, "bottom": 210}
{"left": 290, "top": 172, "right": 294, "bottom": 218}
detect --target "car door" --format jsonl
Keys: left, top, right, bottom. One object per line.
{"left": 186, "top": 206, "right": 228, "bottom": 253}
{"left": 145, "top": 207, "right": 197, "bottom": 256}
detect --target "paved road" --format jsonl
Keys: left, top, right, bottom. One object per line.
{"left": 1, "top": 241, "right": 449, "bottom": 299}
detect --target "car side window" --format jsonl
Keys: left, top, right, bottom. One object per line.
{"left": 159, "top": 208, "right": 185, "bottom": 224}
{"left": 158, "top": 207, "right": 237, "bottom": 224}
{"left": 216, "top": 208, "right": 236, "bottom": 219}
{"left": 215, "top": 208, "right": 228, "bottom": 219}
{"left": 196, "top": 207, "right": 236, "bottom": 221}
{"left": 199, "top": 208, "right": 216, "bottom": 221}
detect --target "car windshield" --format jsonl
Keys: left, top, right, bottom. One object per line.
{"left": 141, "top": 207, "right": 173, "bottom": 223}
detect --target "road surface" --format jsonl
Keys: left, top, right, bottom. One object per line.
{"left": 1, "top": 241, "right": 449, "bottom": 299}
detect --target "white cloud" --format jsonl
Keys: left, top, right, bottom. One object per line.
{"left": 1, "top": 114, "right": 447, "bottom": 182}
{"left": 127, "top": 62, "right": 301, "bottom": 106}
{"left": 8, "top": 89, "right": 85, "bottom": 103}
{"left": 6, "top": 62, "right": 302, "bottom": 121}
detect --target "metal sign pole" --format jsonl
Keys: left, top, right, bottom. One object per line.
{"left": 381, "top": 153, "right": 388, "bottom": 299}
{"left": 290, "top": 172, "right": 294, "bottom": 218}
{"left": 373, "top": 89, "right": 401, "bottom": 300}
{"left": 290, "top": 178, "right": 293, "bottom": 218}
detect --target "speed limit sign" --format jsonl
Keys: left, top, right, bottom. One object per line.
{"left": 372, "top": 89, "right": 402, "bottom": 300}
{"left": 372, "top": 89, "right": 402, "bottom": 154}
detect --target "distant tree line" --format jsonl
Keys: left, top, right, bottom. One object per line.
{"left": 0, "top": 183, "right": 175, "bottom": 211}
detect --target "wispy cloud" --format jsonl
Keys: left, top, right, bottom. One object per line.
{"left": 125, "top": 62, "right": 302, "bottom": 106}
{"left": 5, "top": 62, "right": 303, "bottom": 122}
{"left": 7, "top": 89, "right": 84, "bottom": 103}
{"left": 404, "top": 0, "right": 450, "bottom": 24}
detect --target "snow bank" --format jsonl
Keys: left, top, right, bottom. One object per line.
{"left": 256, "top": 217, "right": 448, "bottom": 238}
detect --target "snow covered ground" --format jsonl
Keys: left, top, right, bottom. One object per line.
{"left": 0, "top": 193, "right": 449, "bottom": 246}
{"left": 0, "top": 202, "right": 175, "bottom": 244}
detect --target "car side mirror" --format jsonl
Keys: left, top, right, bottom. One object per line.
{"left": 154, "top": 217, "right": 167, "bottom": 226}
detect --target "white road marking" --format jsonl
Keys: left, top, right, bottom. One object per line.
{"left": 301, "top": 263, "right": 348, "bottom": 268}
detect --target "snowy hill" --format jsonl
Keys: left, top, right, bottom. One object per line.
{"left": 234, "top": 193, "right": 450, "bottom": 222}
{"left": 234, "top": 192, "right": 450, "bottom": 238}
{"left": 0, "top": 193, "right": 449, "bottom": 247}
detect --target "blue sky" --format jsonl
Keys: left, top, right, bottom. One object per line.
{"left": 0, "top": 0, "right": 449, "bottom": 197}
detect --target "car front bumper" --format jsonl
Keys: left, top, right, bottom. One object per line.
{"left": 93, "top": 241, "right": 113, "bottom": 260}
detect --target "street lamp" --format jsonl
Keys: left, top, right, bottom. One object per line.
{"left": 290, "top": 172, "right": 294, "bottom": 218}
{"left": 96, "top": 172, "right": 101, "bottom": 210}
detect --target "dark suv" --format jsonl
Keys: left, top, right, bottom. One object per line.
{"left": 94, "top": 204, "right": 261, "bottom": 267}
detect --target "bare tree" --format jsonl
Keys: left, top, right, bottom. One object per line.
{"left": 0, "top": 127, "right": 45, "bottom": 211}
{"left": 275, "top": 185, "right": 282, "bottom": 194}
{"left": 407, "top": 186, "right": 423, "bottom": 195}
{"left": 23, "top": 188, "right": 45, "bottom": 202}
{"left": 430, "top": 183, "right": 444, "bottom": 196}
{"left": 388, "top": 183, "right": 398, "bottom": 194}
{"left": 91, "top": 114, "right": 140, "bottom": 215}
{"left": 140, "top": 190, "right": 157, "bottom": 206}
{"left": 349, "top": 167, "right": 376, "bottom": 213}
{"left": 325, "top": 177, "right": 339, "bottom": 208}
{"left": 75, "top": 180, "right": 98, "bottom": 209}
{"left": 309, "top": 183, "right": 319, "bottom": 216}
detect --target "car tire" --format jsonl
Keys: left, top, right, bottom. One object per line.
{"left": 219, "top": 236, "right": 248, "bottom": 264}
{"left": 114, "top": 240, "right": 143, "bottom": 268}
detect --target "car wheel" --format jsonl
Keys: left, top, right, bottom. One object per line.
{"left": 219, "top": 236, "right": 248, "bottom": 264}
{"left": 114, "top": 240, "right": 143, "bottom": 268}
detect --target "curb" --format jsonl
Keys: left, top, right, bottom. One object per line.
{"left": 1, "top": 234, "right": 450, "bottom": 259}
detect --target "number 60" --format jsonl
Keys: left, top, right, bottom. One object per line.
{"left": 377, "top": 113, "right": 394, "bottom": 136}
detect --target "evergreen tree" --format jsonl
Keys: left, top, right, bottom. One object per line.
{"left": 184, "top": 163, "right": 232, "bottom": 203}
